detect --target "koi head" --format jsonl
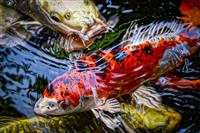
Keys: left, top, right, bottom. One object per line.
{"left": 34, "top": 70, "right": 97, "bottom": 116}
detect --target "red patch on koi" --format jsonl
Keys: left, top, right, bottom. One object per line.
{"left": 44, "top": 70, "right": 96, "bottom": 107}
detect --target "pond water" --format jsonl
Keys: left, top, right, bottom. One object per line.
{"left": 0, "top": 0, "right": 200, "bottom": 132}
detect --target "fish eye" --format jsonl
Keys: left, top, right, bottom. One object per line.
{"left": 48, "top": 102, "right": 56, "bottom": 109}
{"left": 64, "top": 11, "right": 71, "bottom": 20}
{"left": 49, "top": 103, "right": 55, "bottom": 108}
{"left": 50, "top": 12, "right": 60, "bottom": 22}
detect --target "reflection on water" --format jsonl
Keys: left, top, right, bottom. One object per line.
{"left": 0, "top": 0, "right": 200, "bottom": 132}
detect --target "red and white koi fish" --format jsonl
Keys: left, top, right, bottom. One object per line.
{"left": 34, "top": 19, "right": 200, "bottom": 130}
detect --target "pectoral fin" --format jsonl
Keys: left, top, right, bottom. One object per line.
{"left": 91, "top": 109, "right": 123, "bottom": 131}
{"left": 95, "top": 98, "right": 121, "bottom": 113}
{"left": 91, "top": 98, "right": 124, "bottom": 131}
{"left": 131, "top": 85, "right": 162, "bottom": 112}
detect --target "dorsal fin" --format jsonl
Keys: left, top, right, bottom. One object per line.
{"left": 77, "top": 21, "right": 191, "bottom": 72}
{"left": 122, "top": 20, "right": 190, "bottom": 50}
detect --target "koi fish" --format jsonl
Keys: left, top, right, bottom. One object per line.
{"left": 34, "top": 20, "right": 200, "bottom": 131}
{"left": 179, "top": 0, "right": 200, "bottom": 26}
{"left": 3, "top": 0, "right": 118, "bottom": 51}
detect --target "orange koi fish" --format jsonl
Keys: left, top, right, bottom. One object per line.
{"left": 179, "top": 0, "right": 200, "bottom": 26}
{"left": 34, "top": 20, "right": 200, "bottom": 130}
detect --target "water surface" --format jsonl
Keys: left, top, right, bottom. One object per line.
{"left": 0, "top": 0, "right": 200, "bottom": 132}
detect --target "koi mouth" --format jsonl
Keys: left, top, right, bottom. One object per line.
{"left": 34, "top": 97, "right": 63, "bottom": 115}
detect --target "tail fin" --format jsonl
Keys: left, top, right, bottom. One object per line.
{"left": 179, "top": 0, "right": 200, "bottom": 26}
{"left": 131, "top": 85, "right": 162, "bottom": 111}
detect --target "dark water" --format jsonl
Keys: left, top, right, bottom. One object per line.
{"left": 0, "top": 0, "right": 200, "bottom": 132}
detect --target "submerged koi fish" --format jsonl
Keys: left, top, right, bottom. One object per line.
{"left": 179, "top": 0, "right": 200, "bottom": 26}
{"left": 3, "top": 0, "right": 118, "bottom": 51}
{"left": 34, "top": 20, "right": 200, "bottom": 130}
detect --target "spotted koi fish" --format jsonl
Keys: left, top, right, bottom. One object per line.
{"left": 34, "top": 19, "right": 200, "bottom": 130}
